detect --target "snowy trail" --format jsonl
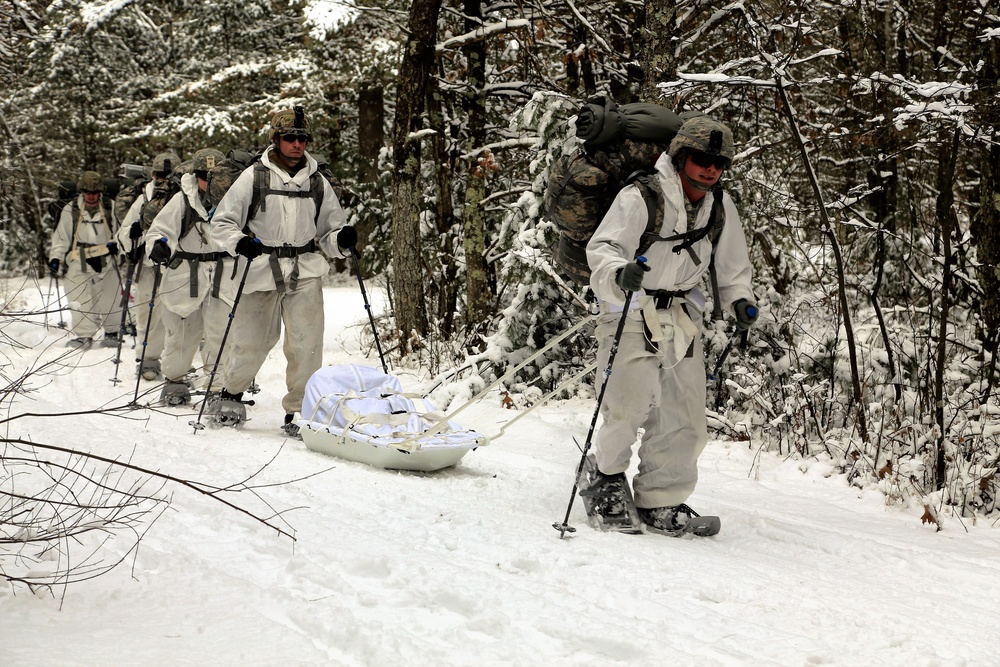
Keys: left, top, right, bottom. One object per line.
{"left": 3, "top": 278, "right": 1000, "bottom": 666}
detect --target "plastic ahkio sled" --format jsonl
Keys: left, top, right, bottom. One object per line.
{"left": 297, "top": 364, "right": 488, "bottom": 472}
{"left": 298, "top": 316, "right": 599, "bottom": 472}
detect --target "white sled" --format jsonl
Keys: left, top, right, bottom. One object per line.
{"left": 298, "top": 364, "right": 487, "bottom": 471}
{"left": 299, "top": 316, "right": 601, "bottom": 472}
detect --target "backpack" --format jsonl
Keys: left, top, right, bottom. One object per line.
{"left": 545, "top": 97, "right": 725, "bottom": 286}
{"left": 140, "top": 162, "right": 190, "bottom": 231}
{"left": 114, "top": 177, "right": 151, "bottom": 226}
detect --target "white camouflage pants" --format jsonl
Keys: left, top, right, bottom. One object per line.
{"left": 592, "top": 315, "right": 708, "bottom": 509}
{"left": 160, "top": 295, "right": 230, "bottom": 386}
{"left": 61, "top": 257, "right": 122, "bottom": 338}
{"left": 220, "top": 277, "right": 324, "bottom": 414}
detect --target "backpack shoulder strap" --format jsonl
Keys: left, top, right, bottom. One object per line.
{"left": 309, "top": 172, "right": 325, "bottom": 224}
{"left": 627, "top": 171, "right": 663, "bottom": 258}
{"left": 249, "top": 162, "right": 270, "bottom": 222}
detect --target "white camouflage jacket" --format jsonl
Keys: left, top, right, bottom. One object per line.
{"left": 209, "top": 147, "right": 347, "bottom": 295}
{"left": 587, "top": 153, "right": 755, "bottom": 356}
{"left": 145, "top": 174, "right": 233, "bottom": 317}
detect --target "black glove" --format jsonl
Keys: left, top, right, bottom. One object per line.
{"left": 48, "top": 259, "right": 60, "bottom": 277}
{"left": 127, "top": 243, "right": 144, "bottom": 264}
{"left": 85, "top": 256, "right": 103, "bottom": 273}
{"left": 615, "top": 261, "right": 650, "bottom": 293}
{"left": 129, "top": 221, "right": 143, "bottom": 241}
{"left": 106, "top": 241, "right": 119, "bottom": 256}
{"left": 733, "top": 299, "right": 759, "bottom": 331}
{"left": 235, "top": 236, "right": 263, "bottom": 259}
{"left": 149, "top": 239, "right": 172, "bottom": 265}
{"left": 337, "top": 225, "right": 358, "bottom": 250}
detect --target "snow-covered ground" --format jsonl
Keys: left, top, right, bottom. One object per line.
{"left": 3, "top": 274, "right": 1000, "bottom": 666}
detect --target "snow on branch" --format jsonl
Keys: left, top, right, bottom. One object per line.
{"left": 437, "top": 19, "right": 531, "bottom": 52}
{"left": 460, "top": 137, "right": 540, "bottom": 160}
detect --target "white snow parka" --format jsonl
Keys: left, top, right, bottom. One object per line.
{"left": 209, "top": 147, "right": 347, "bottom": 295}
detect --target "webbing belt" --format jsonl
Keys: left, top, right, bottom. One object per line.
{"left": 172, "top": 251, "right": 228, "bottom": 298}
{"left": 261, "top": 240, "right": 317, "bottom": 293}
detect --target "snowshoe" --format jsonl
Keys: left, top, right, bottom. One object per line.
{"left": 160, "top": 380, "right": 192, "bottom": 406}
{"left": 67, "top": 337, "right": 92, "bottom": 349}
{"left": 578, "top": 458, "right": 642, "bottom": 534}
{"left": 140, "top": 358, "right": 161, "bottom": 381}
{"left": 206, "top": 390, "right": 248, "bottom": 428}
{"left": 281, "top": 413, "right": 301, "bottom": 439}
{"left": 637, "top": 504, "right": 721, "bottom": 538}
{"left": 99, "top": 331, "right": 120, "bottom": 348}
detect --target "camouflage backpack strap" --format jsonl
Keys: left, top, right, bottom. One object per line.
{"left": 308, "top": 172, "right": 325, "bottom": 224}
{"left": 249, "top": 162, "right": 270, "bottom": 225}
{"left": 629, "top": 171, "right": 665, "bottom": 259}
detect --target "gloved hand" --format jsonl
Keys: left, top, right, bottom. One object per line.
{"left": 615, "top": 260, "right": 650, "bottom": 293}
{"left": 235, "top": 236, "right": 263, "bottom": 259}
{"left": 85, "top": 257, "right": 103, "bottom": 273}
{"left": 149, "top": 239, "right": 172, "bottom": 265}
{"left": 337, "top": 225, "right": 358, "bottom": 250}
{"left": 129, "top": 221, "right": 143, "bottom": 241}
{"left": 127, "top": 243, "right": 144, "bottom": 264}
{"left": 733, "top": 299, "right": 759, "bottom": 331}
{"left": 48, "top": 259, "right": 60, "bottom": 277}
{"left": 106, "top": 241, "right": 119, "bottom": 256}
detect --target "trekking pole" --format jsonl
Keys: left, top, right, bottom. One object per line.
{"left": 53, "top": 272, "right": 66, "bottom": 328}
{"left": 190, "top": 255, "right": 255, "bottom": 434}
{"left": 44, "top": 274, "right": 54, "bottom": 330}
{"left": 110, "top": 244, "right": 139, "bottom": 385}
{"left": 131, "top": 262, "right": 163, "bottom": 405}
{"left": 553, "top": 257, "right": 646, "bottom": 538}
{"left": 350, "top": 246, "right": 388, "bottom": 374}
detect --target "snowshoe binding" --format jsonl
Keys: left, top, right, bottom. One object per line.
{"left": 67, "top": 336, "right": 92, "bottom": 349}
{"left": 160, "top": 380, "right": 192, "bottom": 406}
{"left": 637, "top": 504, "right": 721, "bottom": 538}
{"left": 578, "top": 458, "right": 642, "bottom": 534}
{"left": 206, "top": 390, "right": 248, "bottom": 428}
{"left": 100, "top": 331, "right": 120, "bottom": 348}
{"left": 281, "top": 413, "right": 301, "bottom": 439}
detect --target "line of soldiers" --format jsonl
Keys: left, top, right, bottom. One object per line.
{"left": 47, "top": 108, "right": 355, "bottom": 437}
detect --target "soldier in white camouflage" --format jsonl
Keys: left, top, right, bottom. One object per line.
{"left": 584, "top": 116, "right": 760, "bottom": 536}
{"left": 207, "top": 107, "right": 353, "bottom": 436}
{"left": 47, "top": 171, "right": 122, "bottom": 347}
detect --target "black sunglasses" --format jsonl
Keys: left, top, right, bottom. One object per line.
{"left": 688, "top": 151, "right": 729, "bottom": 170}
{"left": 280, "top": 134, "right": 310, "bottom": 144}
{"left": 81, "top": 190, "right": 101, "bottom": 195}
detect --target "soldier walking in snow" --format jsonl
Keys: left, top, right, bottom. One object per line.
{"left": 584, "top": 117, "right": 759, "bottom": 535}
{"left": 208, "top": 107, "right": 354, "bottom": 436}
{"left": 114, "top": 152, "right": 180, "bottom": 379}
{"left": 145, "top": 148, "right": 234, "bottom": 406}
{"left": 47, "top": 171, "right": 123, "bottom": 347}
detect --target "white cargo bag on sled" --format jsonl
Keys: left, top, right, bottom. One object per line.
{"left": 298, "top": 364, "right": 487, "bottom": 471}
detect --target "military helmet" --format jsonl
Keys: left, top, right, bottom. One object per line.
{"left": 152, "top": 151, "right": 182, "bottom": 176}
{"left": 192, "top": 148, "right": 225, "bottom": 174}
{"left": 76, "top": 171, "right": 104, "bottom": 193}
{"left": 668, "top": 116, "right": 735, "bottom": 163}
{"left": 268, "top": 106, "right": 313, "bottom": 143}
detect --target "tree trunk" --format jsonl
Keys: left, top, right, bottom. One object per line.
{"left": 426, "top": 72, "right": 459, "bottom": 336}
{"left": 639, "top": 0, "right": 678, "bottom": 103}
{"left": 356, "top": 85, "right": 385, "bottom": 266}
{"left": 973, "top": 0, "right": 1000, "bottom": 397}
{"left": 462, "top": 0, "right": 490, "bottom": 331}
{"left": 933, "top": 130, "right": 960, "bottom": 490}
{"left": 389, "top": 0, "right": 441, "bottom": 352}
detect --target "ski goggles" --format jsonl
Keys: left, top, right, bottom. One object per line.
{"left": 688, "top": 151, "right": 730, "bottom": 171}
